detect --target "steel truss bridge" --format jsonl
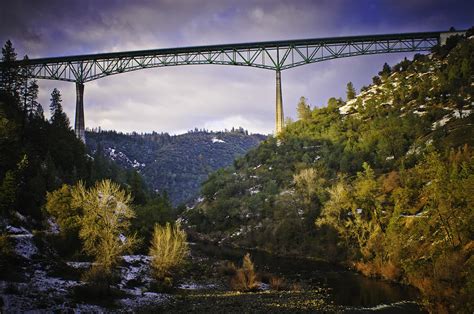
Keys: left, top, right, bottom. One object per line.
{"left": 1, "top": 30, "right": 464, "bottom": 141}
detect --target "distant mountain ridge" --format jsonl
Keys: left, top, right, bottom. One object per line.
{"left": 85, "top": 129, "right": 266, "bottom": 205}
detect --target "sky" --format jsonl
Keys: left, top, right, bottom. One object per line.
{"left": 1, "top": 0, "right": 473, "bottom": 135}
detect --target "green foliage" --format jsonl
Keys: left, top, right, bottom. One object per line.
{"left": 0, "top": 155, "right": 27, "bottom": 217}
{"left": 149, "top": 222, "right": 188, "bottom": 280}
{"left": 0, "top": 233, "right": 13, "bottom": 258}
{"left": 86, "top": 129, "right": 265, "bottom": 205}
{"left": 49, "top": 88, "right": 69, "bottom": 129}
{"left": 132, "top": 194, "right": 174, "bottom": 248}
{"left": 296, "top": 96, "right": 311, "bottom": 121}
{"left": 0, "top": 40, "right": 20, "bottom": 97}
{"left": 0, "top": 41, "right": 91, "bottom": 219}
{"left": 378, "top": 62, "right": 391, "bottom": 78}
{"left": 45, "top": 184, "right": 81, "bottom": 239}
{"left": 188, "top": 34, "right": 474, "bottom": 311}
{"left": 72, "top": 180, "right": 137, "bottom": 280}
{"left": 346, "top": 81, "right": 356, "bottom": 100}
{"left": 318, "top": 147, "right": 474, "bottom": 311}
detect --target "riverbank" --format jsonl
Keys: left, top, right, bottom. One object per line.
{"left": 0, "top": 225, "right": 425, "bottom": 312}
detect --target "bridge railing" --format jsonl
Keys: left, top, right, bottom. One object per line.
{"left": 3, "top": 31, "right": 444, "bottom": 83}
{"left": 2, "top": 30, "right": 464, "bottom": 139}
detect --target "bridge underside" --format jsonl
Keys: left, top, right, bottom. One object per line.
{"left": 3, "top": 30, "right": 462, "bottom": 140}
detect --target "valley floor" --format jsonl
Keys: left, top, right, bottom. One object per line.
{"left": 0, "top": 225, "right": 425, "bottom": 313}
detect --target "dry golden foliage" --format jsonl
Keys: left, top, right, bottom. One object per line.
{"left": 72, "top": 180, "right": 137, "bottom": 280}
{"left": 379, "top": 261, "right": 401, "bottom": 281}
{"left": 230, "top": 253, "right": 260, "bottom": 292}
{"left": 269, "top": 275, "right": 286, "bottom": 291}
{"left": 218, "top": 260, "right": 237, "bottom": 276}
{"left": 149, "top": 222, "right": 189, "bottom": 280}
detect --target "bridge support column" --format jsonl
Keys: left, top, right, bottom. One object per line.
{"left": 275, "top": 69, "right": 284, "bottom": 135}
{"left": 74, "top": 82, "right": 85, "bottom": 143}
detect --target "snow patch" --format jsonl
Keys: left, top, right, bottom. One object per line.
{"left": 248, "top": 186, "right": 260, "bottom": 195}
{"left": 119, "top": 291, "right": 170, "bottom": 309}
{"left": 47, "top": 218, "right": 60, "bottom": 235}
{"left": 211, "top": 137, "right": 226, "bottom": 143}
{"left": 106, "top": 147, "right": 144, "bottom": 169}
{"left": 339, "top": 99, "right": 356, "bottom": 115}
{"left": 13, "top": 234, "right": 38, "bottom": 259}
{"left": 66, "top": 261, "right": 92, "bottom": 269}
{"left": 432, "top": 109, "right": 472, "bottom": 130}
{"left": 6, "top": 225, "right": 31, "bottom": 235}
{"left": 178, "top": 283, "right": 217, "bottom": 290}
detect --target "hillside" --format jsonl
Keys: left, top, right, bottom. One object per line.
{"left": 86, "top": 129, "right": 266, "bottom": 205}
{"left": 185, "top": 34, "right": 474, "bottom": 311}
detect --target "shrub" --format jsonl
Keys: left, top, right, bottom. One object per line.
{"left": 72, "top": 180, "right": 137, "bottom": 282}
{"left": 380, "top": 261, "right": 401, "bottom": 281}
{"left": 290, "top": 282, "right": 303, "bottom": 291}
{"left": 269, "top": 275, "right": 286, "bottom": 291}
{"left": 149, "top": 222, "right": 189, "bottom": 280}
{"left": 45, "top": 184, "right": 82, "bottom": 255}
{"left": 0, "top": 233, "right": 12, "bottom": 257}
{"left": 218, "top": 260, "right": 237, "bottom": 276}
{"left": 45, "top": 184, "right": 80, "bottom": 236}
{"left": 230, "top": 253, "right": 259, "bottom": 292}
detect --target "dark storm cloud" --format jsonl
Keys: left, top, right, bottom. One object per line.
{"left": 0, "top": 0, "right": 472, "bottom": 134}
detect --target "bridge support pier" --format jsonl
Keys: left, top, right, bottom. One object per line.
{"left": 275, "top": 69, "right": 284, "bottom": 135}
{"left": 74, "top": 82, "right": 85, "bottom": 143}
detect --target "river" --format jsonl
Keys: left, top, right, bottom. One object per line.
{"left": 167, "top": 242, "right": 426, "bottom": 313}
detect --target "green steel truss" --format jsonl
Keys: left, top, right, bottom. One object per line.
{"left": 7, "top": 31, "right": 443, "bottom": 83}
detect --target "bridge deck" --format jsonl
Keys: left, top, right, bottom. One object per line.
{"left": 0, "top": 29, "right": 464, "bottom": 140}
{"left": 15, "top": 31, "right": 444, "bottom": 65}
{"left": 2, "top": 30, "right": 460, "bottom": 83}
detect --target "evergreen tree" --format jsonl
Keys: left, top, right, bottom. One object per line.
{"left": 19, "top": 55, "right": 30, "bottom": 122}
{"left": 379, "top": 62, "right": 391, "bottom": 78}
{"left": 25, "top": 80, "right": 41, "bottom": 119}
{"left": 327, "top": 97, "right": 339, "bottom": 109}
{"left": 372, "top": 75, "right": 382, "bottom": 85}
{"left": 0, "top": 40, "right": 19, "bottom": 97}
{"left": 50, "top": 88, "right": 69, "bottom": 129}
{"left": 346, "top": 82, "right": 356, "bottom": 100}
{"left": 296, "top": 96, "right": 311, "bottom": 120}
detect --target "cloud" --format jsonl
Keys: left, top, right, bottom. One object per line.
{"left": 1, "top": 0, "right": 472, "bottom": 134}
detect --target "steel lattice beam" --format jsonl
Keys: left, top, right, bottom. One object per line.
{"left": 2, "top": 31, "right": 454, "bottom": 82}
{"left": 1, "top": 30, "right": 465, "bottom": 140}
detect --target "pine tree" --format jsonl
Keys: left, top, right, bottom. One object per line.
{"left": 0, "top": 40, "right": 20, "bottom": 97}
{"left": 25, "top": 80, "right": 41, "bottom": 119}
{"left": 50, "top": 88, "right": 69, "bottom": 129}
{"left": 19, "top": 55, "right": 30, "bottom": 121}
{"left": 296, "top": 96, "right": 311, "bottom": 120}
{"left": 379, "top": 62, "right": 391, "bottom": 78}
{"left": 346, "top": 82, "right": 356, "bottom": 100}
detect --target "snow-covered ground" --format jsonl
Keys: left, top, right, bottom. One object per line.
{"left": 0, "top": 225, "right": 174, "bottom": 312}
{"left": 211, "top": 137, "right": 226, "bottom": 144}
{"left": 0, "top": 226, "right": 226, "bottom": 313}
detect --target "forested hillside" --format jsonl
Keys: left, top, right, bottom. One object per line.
{"left": 185, "top": 32, "right": 474, "bottom": 311}
{"left": 0, "top": 40, "right": 175, "bottom": 252}
{"left": 86, "top": 129, "right": 266, "bottom": 205}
